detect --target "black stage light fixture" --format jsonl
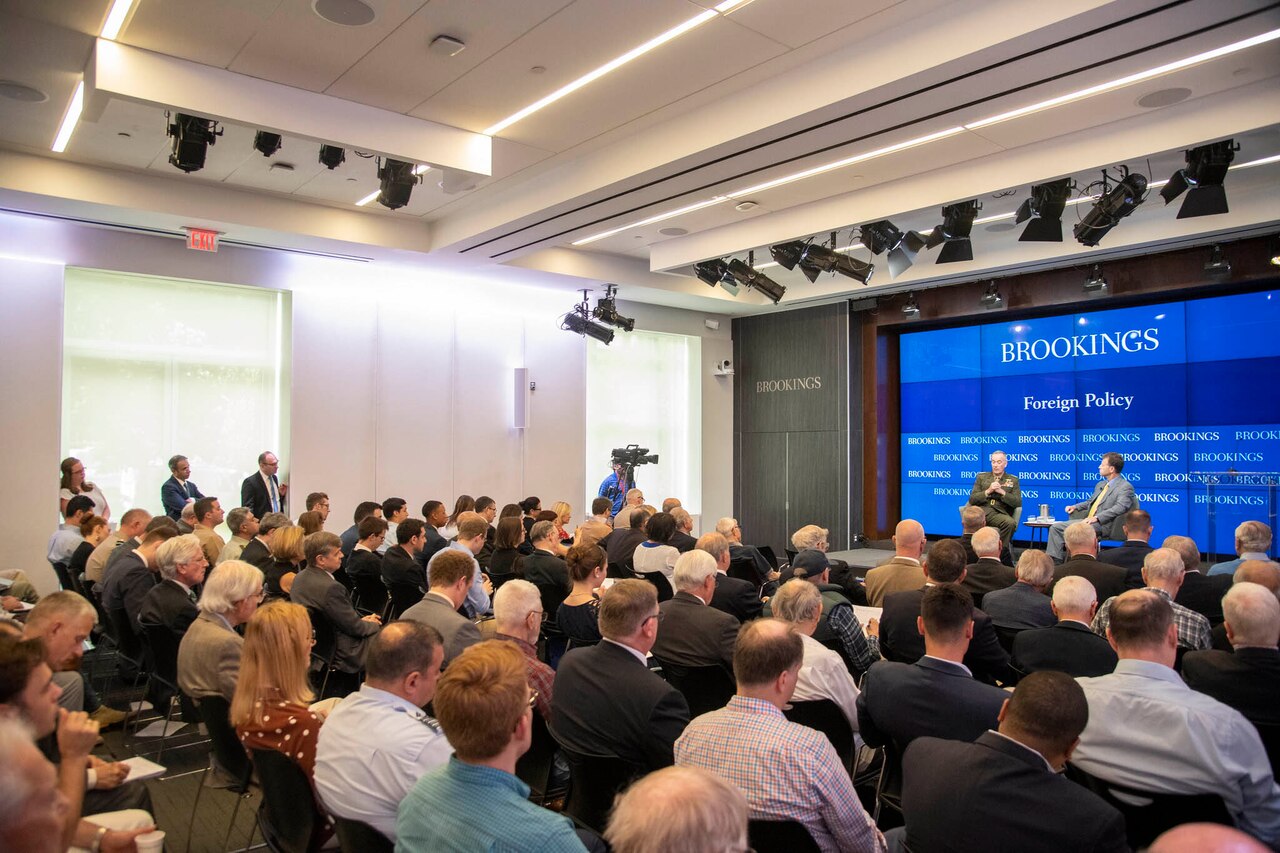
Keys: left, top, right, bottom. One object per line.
{"left": 318, "top": 145, "right": 346, "bottom": 169}
{"left": 769, "top": 237, "right": 874, "bottom": 284}
{"left": 562, "top": 290, "right": 615, "bottom": 344}
{"left": 592, "top": 284, "right": 635, "bottom": 332}
{"left": 1073, "top": 167, "right": 1147, "bottom": 247}
{"left": 1204, "top": 244, "right": 1231, "bottom": 276}
{"left": 1161, "top": 140, "right": 1237, "bottom": 218}
{"left": 901, "top": 292, "right": 920, "bottom": 318}
{"left": 769, "top": 241, "right": 811, "bottom": 279}
{"left": 925, "top": 200, "right": 981, "bottom": 264}
{"left": 376, "top": 158, "right": 422, "bottom": 210}
{"left": 861, "top": 220, "right": 926, "bottom": 278}
{"left": 726, "top": 252, "right": 786, "bottom": 304}
{"left": 1015, "top": 178, "right": 1075, "bottom": 242}
{"left": 1083, "top": 265, "right": 1108, "bottom": 293}
{"left": 166, "top": 112, "right": 222, "bottom": 173}
{"left": 980, "top": 280, "right": 1004, "bottom": 310}
{"left": 693, "top": 259, "right": 740, "bottom": 296}
{"left": 253, "top": 131, "right": 283, "bottom": 157}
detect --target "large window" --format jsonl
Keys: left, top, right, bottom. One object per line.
{"left": 62, "top": 268, "right": 290, "bottom": 520}
{"left": 585, "top": 329, "right": 701, "bottom": 515}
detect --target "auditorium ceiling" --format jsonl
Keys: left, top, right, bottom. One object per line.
{"left": 0, "top": 0, "right": 1277, "bottom": 312}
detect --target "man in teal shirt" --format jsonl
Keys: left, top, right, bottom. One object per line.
{"left": 396, "top": 640, "right": 588, "bottom": 852}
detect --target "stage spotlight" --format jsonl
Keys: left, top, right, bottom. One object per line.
{"left": 1204, "top": 244, "right": 1231, "bottom": 276}
{"left": 562, "top": 290, "right": 615, "bottom": 344}
{"left": 726, "top": 253, "right": 786, "bottom": 304}
{"left": 592, "top": 284, "right": 635, "bottom": 332}
{"left": 861, "top": 220, "right": 926, "bottom": 278}
{"left": 318, "top": 145, "right": 346, "bottom": 169}
{"left": 1073, "top": 168, "right": 1147, "bottom": 247}
{"left": 1083, "top": 265, "right": 1108, "bottom": 293}
{"left": 253, "top": 131, "right": 282, "bottom": 157}
{"left": 166, "top": 113, "right": 222, "bottom": 173}
{"left": 1161, "top": 140, "right": 1237, "bottom": 218}
{"left": 980, "top": 281, "right": 1004, "bottom": 310}
{"left": 769, "top": 241, "right": 811, "bottom": 278}
{"left": 901, "top": 293, "right": 920, "bottom": 318}
{"left": 693, "top": 259, "right": 741, "bottom": 296}
{"left": 376, "top": 158, "right": 422, "bottom": 210}
{"left": 1270, "top": 236, "right": 1280, "bottom": 267}
{"left": 1015, "top": 178, "right": 1075, "bottom": 242}
{"left": 925, "top": 200, "right": 981, "bottom": 264}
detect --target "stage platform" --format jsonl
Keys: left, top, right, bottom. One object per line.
{"left": 827, "top": 548, "right": 895, "bottom": 572}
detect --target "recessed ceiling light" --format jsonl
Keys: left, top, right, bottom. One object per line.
{"left": 0, "top": 80, "right": 48, "bottom": 103}
{"left": 429, "top": 35, "right": 466, "bottom": 58}
{"left": 269, "top": 162, "right": 296, "bottom": 172}
{"left": 530, "top": 66, "right": 547, "bottom": 75}
{"left": 312, "top": 0, "right": 375, "bottom": 27}
{"left": 1136, "top": 87, "right": 1192, "bottom": 108}
{"left": 659, "top": 227, "right": 688, "bottom": 236}
{"left": 735, "top": 201, "right": 758, "bottom": 211}
{"left": 116, "top": 131, "right": 131, "bottom": 138}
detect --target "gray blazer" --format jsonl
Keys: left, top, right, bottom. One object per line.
{"left": 177, "top": 611, "right": 243, "bottom": 701}
{"left": 289, "top": 568, "right": 380, "bottom": 673}
{"left": 1070, "top": 476, "right": 1135, "bottom": 534}
{"left": 400, "top": 593, "right": 481, "bottom": 666}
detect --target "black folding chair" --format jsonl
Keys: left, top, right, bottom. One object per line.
{"left": 784, "top": 699, "right": 855, "bottom": 772}
{"left": 873, "top": 739, "right": 906, "bottom": 826}
{"left": 994, "top": 625, "right": 1022, "bottom": 655}
{"left": 187, "top": 695, "right": 256, "bottom": 853}
{"left": 384, "top": 582, "right": 424, "bottom": 620}
{"left": 251, "top": 748, "right": 327, "bottom": 853}
{"left": 350, "top": 574, "right": 387, "bottom": 616}
{"left": 333, "top": 817, "right": 392, "bottom": 853}
{"left": 49, "top": 559, "right": 78, "bottom": 593}
{"left": 727, "top": 559, "right": 762, "bottom": 590}
{"left": 550, "top": 732, "right": 643, "bottom": 834}
{"left": 637, "top": 571, "right": 674, "bottom": 603}
{"left": 1065, "top": 763, "right": 1232, "bottom": 849}
{"left": 515, "top": 708, "right": 567, "bottom": 805}
{"left": 306, "top": 607, "right": 338, "bottom": 698}
{"left": 137, "top": 621, "right": 199, "bottom": 759}
{"left": 748, "top": 819, "right": 821, "bottom": 852}
{"left": 655, "top": 659, "right": 734, "bottom": 717}
{"left": 1257, "top": 723, "right": 1280, "bottom": 777}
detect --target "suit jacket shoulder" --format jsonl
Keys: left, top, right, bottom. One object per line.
{"left": 139, "top": 579, "right": 198, "bottom": 634}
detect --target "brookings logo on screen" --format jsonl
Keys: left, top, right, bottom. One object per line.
{"left": 1000, "top": 328, "right": 1160, "bottom": 362}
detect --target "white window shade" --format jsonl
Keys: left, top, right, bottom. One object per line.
{"left": 585, "top": 329, "right": 701, "bottom": 515}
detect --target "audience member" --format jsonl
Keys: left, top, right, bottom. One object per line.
{"left": 1182, "top": 582, "right": 1280, "bottom": 732}
{"left": 401, "top": 549, "right": 482, "bottom": 665}
{"left": 397, "top": 641, "right": 587, "bottom": 852}
{"left": 493, "top": 580, "right": 556, "bottom": 720}
{"left": 1073, "top": 590, "right": 1280, "bottom": 844}
{"left": 697, "top": 532, "right": 762, "bottom": 623}
{"left": 379, "top": 498, "right": 408, "bottom": 555}
{"left": 315, "top": 621, "right": 451, "bottom": 842}
{"left": 981, "top": 549, "right": 1056, "bottom": 630}
{"left": 26, "top": 592, "right": 127, "bottom": 727}
{"left": 552, "top": 579, "right": 689, "bottom": 771}
{"left": 59, "top": 457, "right": 111, "bottom": 521}
{"left": 1216, "top": 561, "right": 1280, "bottom": 651}
{"left": 574, "top": 498, "right": 613, "bottom": 549}
{"left": 522, "top": 519, "right": 572, "bottom": 617}
{"left": 489, "top": 516, "right": 526, "bottom": 583}
{"left": 1051, "top": 521, "right": 1127, "bottom": 603}
{"left": 956, "top": 505, "right": 1014, "bottom": 566}
{"left": 605, "top": 765, "right": 748, "bottom": 853}
{"left": 668, "top": 507, "right": 697, "bottom": 553}
{"left": 160, "top": 453, "right": 204, "bottom": 520}
{"left": 428, "top": 513, "right": 493, "bottom": 617}
{"left": 558, "top": 543, "right": 606, "bottom": 645}
{"left": 1013, "top": 576, "right": 1117, "bottom": 677}
{"left": 633, "top": 512, "right": 681, "bottom": 582}
{"left": 858, "top": 584, "right": 1008, "bottom": 751}
{"left": 266, "top": 525, "right": 305, "bottom": 597}
{"left": 340, "top": 500, "right": 384, "bottom": 561}
{"left": 1164, "top": 534, "right": 1231, "bottom": 626}
{"left": 960, "top": 526, "right": 1016, "bottom": 608}
{"left": 772, "top": 577, "right": 861, "bottom": 728}
{"left": 177, "top": 502, "right": 197, "bottom": 534}
{"left": 790, "top": 523, "right": 867, "bottom": 605}
{"left": 676, "top": 619, "right": 885, "bottom": 853}
{"left": 417, "top": 500, "right": 451, "bottom": 566}
{"left": 306, "top": 492, "right": 330, "bottom": 523}
{"left": 345, "top": 514, "right": 388, "bottom": 582}
{"left": 474, "top": 496, "right": 498, "bottom": 565}
{"left": 601, "top": 506, "right": 652, "bottom": 568}
{"left": 900, "top": 671, "right": 1126, "bottom": 852}
{"left": 383, "top": 518, "right": 428, "bottom": 591}
{"left": 864, "top": 519, "right": 927, "bottom": 606}
{"left": 1091, "top": 548, "right": 1211, "bottom": 652}
{"left": 48, "top": 494, "right": 94, "bottom": 567}
{"left": 189, "top": 496, "right": 225, "bottom": 566}
{"left": 68, "top": 513, "right": 108, "bottom": 587}
{"left": 240, "top": 511, "right": 290, "bottom": 572}
{"left": 1098, "top": 509, "right": 1155, "bottom": 588}
{"left": 240, "top": 450, "right": 286, "bottom": 519}
{"left": 782, "top": 549, "right": 880, "bottom": 677}
{"left": 100, "top": 525, "right": 178, "bottom": 636}
{"left": 297, "top": 510, "right": 324, "bottom": 536}
{"left": 651, "top": 550, "right": 738, "bottom": 674}
{"left": 613, "top": 489, "right": 643, "bottom": 531}
{"left": 138, "top": 533, "right": 207, "bottom": 635}
{"left": 1149, "top": 823, "right": 1272, "bottom": 853}
{"left": 217, "top": 507, "right": 258, "bottom": 565}
{"left": 85, "top": 507, "right": 150, "bottom": 585}
{"left": 178, "top": 560, "right": 263, "bottom": 701}
{"left": 291, "top": 531, "right": 382, "bottom": 674}
{"left": 103, "top": 514, "right": 174, "bottom": 578}
{"left": 442, "top": 495, "right": 476, "bottom": 540}
{"left": 715, "top": 517, "right": 778, "bottom": 586}
{"left": 551, "top": 500, "right": 574, "bottom": 546}
{"left": 1209, "top": 521, "right": 1274, "bottom": 576}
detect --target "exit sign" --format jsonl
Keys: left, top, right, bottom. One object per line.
{"left": 185, "top": 227, "right": 219, "bottom": 252}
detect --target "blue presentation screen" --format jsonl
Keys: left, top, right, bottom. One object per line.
{"left": 899, "top": 290, "right": 1280, "bottom": 554}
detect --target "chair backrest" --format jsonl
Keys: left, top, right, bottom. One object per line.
{"left": 351, "top": 574, "right": 387, "bottom": 614}
{"left": 1256, "top": 723, "right": 1280, "bottom": 777}
{"left": 386, "top": 582, "right": 424, "bottom": 619}
{"left": 139, "top": 620, "right": 182, "bottom": 686}
{"left": 655, "top": 659, "right": 735, "bottom": 717}
{"left": 250, "top": 747, "right": 324, "bottom": 853}
{"left": 783, "top": 699, "right": 854, "bottom": 770}
{"left": 553, "top": 741, "right": 642, "bottom": 834}
{"left": 726, "top": 559, "right": 760, "bottom": 589}
{"left": 876, "top": 738, "right": 906, "bottom": 818}
{"left": 758, "top": 545, "right": 780, "bottom": 570}
{"left": 196, "top": 695, "right": 251, "bottom": 792}
{"left": 108, "top": 607, "right": 144, "bottom": 662}
{"left": 306, "top": 607, "right": 337, "bottom": 665}
{"left": 1065, "top": 763, "right": 1232, "bottom": 849}
{"left": 784, "top": 547, "right": 799, "bottom": 566}
{"left": 637, "top": 571, "right": 674, "bottom": 603}
{"left": 994, "top": 625, "right": 1022, "bottom": 655}
{"left": 606, "top": 562, "right": 631, "bottom": 579}
{"left": 515, "top": 708, "right": 561, "bottom": 802}
{"left": 333, "top": 816, "right": 393, "bottom": 853}
{"left": 747, "top": 819, "right": 821, "bottom": 853}
{"left": 49, "top": 560, "right": 79, "bottom": 594}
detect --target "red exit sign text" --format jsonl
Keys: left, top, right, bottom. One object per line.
{"left": 185, "top": 228, "right": 219, "bottom": 252}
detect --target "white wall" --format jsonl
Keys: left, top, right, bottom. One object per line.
{"left": 0, "top": 213, "right": 731, "bottom": 592}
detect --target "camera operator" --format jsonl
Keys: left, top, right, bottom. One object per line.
{"left": 598, "top": 461, "right": 634, "bottom": 517}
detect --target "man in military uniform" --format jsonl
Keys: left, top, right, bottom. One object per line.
{"left": 969, "top": 450, "right": 1021, "bottom": 546}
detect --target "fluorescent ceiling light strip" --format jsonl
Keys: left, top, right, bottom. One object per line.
{"left": 1233, "top": 153, "right": 1280, "bottom": 170}
{"left": 572, "top": 196, "right": 729, "bottom": 245}
{"left": 51, "top": 81, "right": 84, "bottom": 153}
{"left": 355, "top": 189, "right": 381, "bottom": 207}
{"left": 100, "top": 0, "right": 137, "bottom": 40}
{"left": 484, "top": 9, "right": 718, "bottom": 136}
{"left": 413, "top": 165, "right": 430, "bottom": 175}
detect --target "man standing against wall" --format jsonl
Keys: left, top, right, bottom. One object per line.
{"left": 241, "top": 451, "right": 286, "bottom": 520}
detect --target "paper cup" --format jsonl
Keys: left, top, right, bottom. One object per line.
{"left": 135, "top": 830, "right": 166, "bottom": 853}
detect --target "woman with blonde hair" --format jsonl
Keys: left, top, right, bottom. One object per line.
{"left": 58, "top": 456, "right": 110, "bottom": 521}
{"left": 551, "top": 501, "right": 574, "bottom": 544}
{"left": 267, "top": 525, "right": 305, "bottom": 598}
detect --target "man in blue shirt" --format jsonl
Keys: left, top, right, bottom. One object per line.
{"left": 598, "top": 462, "right": 634, "bottom": 516}
{"left": 397, "top": 641, "right": 588, "bottom": 852}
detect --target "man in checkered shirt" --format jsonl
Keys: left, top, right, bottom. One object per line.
{"left": 1091, "top": 548, "right": 1211, "bottom": 651}
{"left": 675, "top": 618, "right": 886, "bottom": 853}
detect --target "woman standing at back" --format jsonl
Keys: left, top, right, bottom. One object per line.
{"left": 59, "top": 457, "right": 111, "bottom": 522}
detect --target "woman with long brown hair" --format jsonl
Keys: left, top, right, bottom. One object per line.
{"left": 442, "top": 494, "right": 475, "bottom": 540}
{"left": 59, "top": 456, "right": 110, "bottom": 521}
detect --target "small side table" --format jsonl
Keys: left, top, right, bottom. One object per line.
{"left": 1024, "top": 519, "right": 1056, "bottom": 550}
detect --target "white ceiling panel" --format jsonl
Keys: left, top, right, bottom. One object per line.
{"left": 325, "top": 0, "right": 573, "bottom": 114}
{"left": 64, "top": 99, "right": 169, "bottom": 170}
{"left": 0, "top": 15, "right": 94, "bottom": 150}
{"left": 3, "top": 0, "right": 110, "bottom": 35}
{"left": 293, "top": 151, "right": 382, "bottom": 204}
{"left": 223, "top": 134, "right": 329, "bottom": 193}
{"left": 122, "top": 0, "right": 282, "bottom": 69}
{"left": 722, "top": 0, "right": 903, "bottom": 50}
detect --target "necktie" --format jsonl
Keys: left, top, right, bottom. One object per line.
{"left": 1087, "top": 483, "right": 1109, "bottom": 518}
{"left": 269, "top": 476, "right": 279, "bottom": 512}
{"left": 188, "top": 589, "right": 198, "bottom": 604}
{"left": 185, "top": 481, "right": 193, "bottom": 498}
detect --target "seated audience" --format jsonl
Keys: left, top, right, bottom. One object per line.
{"left": 344, "top": 514, "right": 388, "bottom": 581}
{"left": 1074, "top": 590, "right": 1280, "bottom": 844}
{"left": 613, "top": 489, "right": 643, "bottom": 531}
{"left": 715, "top": 516, "right": 778, "bottom": 586}
{"left": 523, "top": 520, "right": 571, "bottom": 618}
{"left": 1215, "top": 561, "right": 1280, "bottom": 651}
{"left": 551, "top": 500, "right": 574, "bottom": 546}
{"left": 668, "top": 507, "right": 697, "bottom": 553}
{"left": 372, "top": 498, "right": 403, "bottom": 555}
{"left": 103, "top": 514, "right": 175, "bottom": 579}
{"left": 1150, "top": 824, "right": 1272, "bottom": 853}
{"left": 138, "top": 533, "right": 208, "bottom": 635}
{"left": 100, "top": 525, "right": 178, "bottom": 636}
{"left": 217, "top": 506, "right": 258, "bottom": 565}
{"left": 315, "top": 621, "right": 451, "bottom": 843}
{"left": 1091, "top": 548, "right": 1211, "bottom": 652}
{"left": 661, "top": 498, "right": 682, "bottom": 513}
{"left": 266, "top": 525, "right": 306, "bottom": 598}
{"left": 602, "top": 506, "right": 652, "bottom": 568}
{"left": 676, "top": 619, "right": 885, "bottom": 853}
{"left": 290, "top": 531, "right": 382, "bottom": 674}
{"left": 297, "top": 510, "right": 324, "bottom": 536}
{"left": 47, "top": 494, "right": 94, "bottom": 567}
{"left": 417, "top": 500, "right": 451, "bottom": 567}
{"left": 240, "top": 511, "right": 290, "bottom": 572}
{"left": 552, "top": 579, "right": 689, "bottom": 771}
{"left": 25, "top": 592, "right": 127, "bottom": 725}
{"left": 473, "top": 496, "right": 498, "bottom": 568}
{"left": 651, "top": 550, "right": 739, "bottom": 674}
{"left": 383, "top": 518, "right": 428, "bottom": 590}
{"left": 1208, "top": 520, "right": 1273, "bottom": 576}
{"left": 772, "top": 577, "right": 861, "bottom": 728}
{"left": 790, "top": 523, "right": 866, "bottom": 605}
{"left": 1051, "top": 521, "right": 1127, "bottom": 604}
{"left": 1013, "top": 576, "right": 1118, "bottom": 678}
{"left": 443, "top": 495, "right": 475, "bottom": 541}
{"left": 960, "top": 526, "right": 1016, "bottom": 608}
{"left": 878, "top": 539, "right": 1010, "bottom": 683}
{"left": 177, "top": 501, "right": 197, "bottom": 534}
{"left": 956, "top": 505, "right": 1014, "bottom": 566}
{"left": 864, "top": 519, "right": 927, "bottom": 606}
{"left": 192, "top": 496, "right": 226, "bottom": 567}
{"left": 306, "top": 492, "right": 330, "bottom": 525}
{"left": 489, "top": 516, "right": 527, "bottom": 583}
{"left": 68, "top": 514, "right": 108, "bottom": 587}
{"left": 427, "top": 512, "right": 492, "bottom": 617}
{"left": 396, "top": 641, "right": 587, "bottom": 852}
{"left": 574, "top": 498, "right": 614, "bottom": 549}
{"left": 606, "top": 765, "right": 748, "bottom": 853}
{"left": 1182, "top": 582, "right": 1280, "bottom": 733}
{"left": 1164, "top": 534, "right": 1231, "bottom": 626}
{"left": 401, "top": 549, "right": 482, "bottom": 666}
{"left": 339, "top": 500, "right": 383, "bottom": 562}
{"left": 86, "top": 508, "right": 150, "bottom": 586}
{"left": 697, "top": 532, "right": 763, "bottom": 623}
{"left": 633, "top": 512, "right": 681, "bottom": 581}
{"left": 781, "top": 549, "right": 880, "bottom": 677}
{"left": 558, "top": 543, "right": 606, "bottom": 645}
{"left": 493, "top": 580, "right": 556, "bottom": 720}
{"left": 981, "top": 549, "right": 1056, "bottom": 630}
{"left": 178, "top": 560, "right": 263, "bottom": 701}
{"left": 1098, "top": 509, "right": 1155, "bottom": 588}
{"left": 858, "top": 584, "right": 1008, "bottom": 751}
{"left": 900, "top": 672, "right": 1126, "bottom": 852}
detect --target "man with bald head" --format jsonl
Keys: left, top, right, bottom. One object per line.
{"left": 1183, "top": 582, "right": 1280, "bottom": 734}
{"left": 1013, "top": 576, "right": 1117, "bottom": 678}
{"left": 1051, "top": 521, "right": 1127, "bottom": 604}
{"left": 1090, "top": 548, "right": 1211, "bottom": 651}
{"left": 85, "top": 508, "right": 150, "bottom": 586}
{"left": 864, "top": 519, "right": 927, "bottom": 607}
{"left": 1074, "top": 590, "right": 1280, "bottom": 844}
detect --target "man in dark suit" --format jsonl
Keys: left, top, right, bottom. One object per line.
{"left": 652, "top": 551, "right": 739, "bottom": 672}
{"left": 400, "top": 549, "right": 481, "bottom": 666}
{"left": 239, "top": 450, "right": 286, "bottom": 520}
{"left": 339, "top": 501, "right": 383, "bottom": 563}
{"left": 858, "top": 583, "right": 1009, "bottom": 751}
{"left": 968, "top": 450, "right": 1022, "bottom": 547}
{"left": 160, "top": 454, "right": 204, "bottom": 521}
{"left": 698, "top": 533, "right": 762, "bottom": 623}
{"left": 982, "top": 550, "right": 1056, "bottom": 631}
{"left": 138, "top": 534, "right": 206, "bottom": 636}
{"left": 291, "top": 532, "right": 382, "bottom": 673}
{"left": 238, "top": 511, "right": 288, "bottom": 572}
{"left": 1047, "top": 452, "right": 1135, "bottom": 562}
{"left": 1013, "top": 575, "right": 1117, "bottom": 677}
{"left": 345, "top": 515, "right": 387, "bottom": 581}
{"left": 521, "top": 520, "right": 571, "bottom": 616}
{"left": 1098, "top": 509, "right": 1154, "bottom": 589}
{"left": 383, "top": 519, "right": 428, "bottom": 590}
{"left": 600, "top": 507, "right": 651, "bottom": 568}
{"left": 668, "top": 508, "right": 697, "bottom": 554}
{"left": 878, "top": 539, "right": 1010, "bottom": 684}
{"left": 901, "top": 672, "right": 1127, "bottom": 853}
{"left": 1051, "top": 522, "right": 1126, "bottom": 604}
{"left": 1164, "top": 534, "right": 1231, "bottom": 626}
{"left": 415, "top": 501, "right": 451, "bottom": 571}
{"left": 552, "top": 578, "right": 690, "bottom": 771}
{"left": 473, "top": 496, "right": 498, "bottom": 568}
{"left": 961, "top": 526, "right": 1016, "bottom": 608}
{"left": 1182, "top": 581, "right": 1280, "bottom": 729}
{"left": 957, "top": 506, "right": 1014, "bottom": 566}
{"left": 101, "top": 526, "right": 178, "bottom": 636}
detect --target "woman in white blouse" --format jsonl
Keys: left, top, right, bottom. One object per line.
{"left": 771, "top": 577, "right": 861, "bottom": 730}
{"left": 59, "top": 457, "right": 110, "bottom": 522}
{"left": 630, "top": 511, "right": 680, "bottom": 581}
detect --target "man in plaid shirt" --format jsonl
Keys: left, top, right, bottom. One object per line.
{"left": 1091, "top": 548, "right": 1211, "bottom": 651}
{"left": 675, "top": 619, "right": 886, "bottom": 853}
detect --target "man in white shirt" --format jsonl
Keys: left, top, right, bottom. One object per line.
{"left": 315, "top": 620, "right": 451, "bottom": 841}
{"left": 770, "top": 577, "right": 860, "bottom": 729}
{"left": 380, "top": 498, "right": 408, "bottom": 556}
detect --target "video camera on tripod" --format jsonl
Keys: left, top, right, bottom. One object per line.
{"left": 611, "top": 444, "right": 659, "bottom": 468}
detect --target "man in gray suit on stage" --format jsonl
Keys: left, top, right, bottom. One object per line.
{"left": 1047, "top": 452, "right": 1135, "bottom": 562}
